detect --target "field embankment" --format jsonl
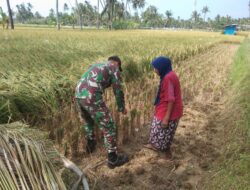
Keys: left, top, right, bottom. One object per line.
{"left": 201, "top": 38, "right": 250, "bottom": 190}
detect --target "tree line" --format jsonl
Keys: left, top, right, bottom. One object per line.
{"left": 1, "top": 0, "right": 250, "bottom": 30}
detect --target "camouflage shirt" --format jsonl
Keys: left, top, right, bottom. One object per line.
{"left": 75, "top": 62, "right": 125, "bottom": 112}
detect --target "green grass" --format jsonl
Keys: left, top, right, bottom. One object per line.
{"left": 206, "top": 38, "right": 250, "bottom": 190}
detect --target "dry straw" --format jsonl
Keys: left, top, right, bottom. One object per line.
{"left": 0, "top": 122, "right": 67, "bottom": 190}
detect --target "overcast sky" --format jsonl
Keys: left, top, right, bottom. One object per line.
{"left": 0, "top": 0, "right": 249, "bottom": 19}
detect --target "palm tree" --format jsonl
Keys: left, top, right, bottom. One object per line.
{"left": 165, "top": 10, "right": 173, "bottom": 27}
{"left": 124, "top": 0, "right": 144, "bottom": 18}
{"left": 131, "top": 0, "right": 145, "bottom": 10}
{"left": 131, "top": 0, "right": 145, "bottom": 21}
{"left": 249, "top": 1, "right": 250, "bottom": 19}
{"left": 201, "top": 5, "right": 209, "bottom": 22}
{"left": 75, "top": 0, "right": 83, "bottom": 30}
{"left": 0, "top": 6, "right": 8, "bottom": 29}
{"left": 97, "top": 0, "right": 100, "bottom": 29}
{"left": 101, "top": 0, "right": 145, "bottom": 29}
{"left": 27, "top": 2, "right": 33, "bottom": 11}
{"left": 56, "top": 0, "right": 60, "bottom": 30}
{"left": 191, "top": 10, "right": 200, "bottom": 22}
{"left": 63, "top": 3, "right": 69, "bottom": 12}
{"left": 114, "top": 1, "right": 125, "bottom": 20}
{"left": 6, "top": 0, "right": 14, "bottom": 29}
{"left": 101, "top": 0, "right": 116, "bottom": 30}
{"left": 125, "top": 0, "right": 131, "bottom": 15}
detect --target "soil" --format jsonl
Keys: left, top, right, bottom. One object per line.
{"left": 63, "top": 44, "right": 239, "bottom": 190}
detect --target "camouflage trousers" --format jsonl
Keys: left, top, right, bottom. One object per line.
{"left": 76, "top": 98, "right": 117, "bottom": 153}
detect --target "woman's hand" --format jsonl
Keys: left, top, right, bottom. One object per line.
{"left": 161, "top": 102, "right": 174, "bottom": 128}
{"left": 161, "top": 117, "right": 169, "bottom": 128}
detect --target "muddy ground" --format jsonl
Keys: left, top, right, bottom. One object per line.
{"left": 62, "top": 44, "right": 239, "bottom": 190}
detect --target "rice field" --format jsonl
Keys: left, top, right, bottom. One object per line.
{"left": 0, "top": 29, "right": 244, "bottom": 153}
{"left": 0, "top": 28, "right": 248, "bottom": 189}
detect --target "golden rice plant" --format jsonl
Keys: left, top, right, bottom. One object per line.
{"left": 0, "top": 29, "right": 245, "bottom": 151}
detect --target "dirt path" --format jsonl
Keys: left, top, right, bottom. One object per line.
{"left": 72, "top": 44, "right": 239, "bottom": 190}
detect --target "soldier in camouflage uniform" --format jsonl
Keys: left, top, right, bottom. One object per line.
{"left": 75, "top": 56, "right": 129, "bottom": 169}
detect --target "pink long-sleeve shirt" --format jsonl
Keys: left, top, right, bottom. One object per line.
{"left": 154, "top": 71, "right": 183, "bottom": 121}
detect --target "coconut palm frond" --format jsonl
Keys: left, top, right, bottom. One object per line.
{"left": 0, "top": 122, "right": 67, "bottom": 190}
{"left": 101, "top": 3, "right": 109, "bottom": 17}
{"left": 0, "top": 156, "right": 17, "bottom": 190}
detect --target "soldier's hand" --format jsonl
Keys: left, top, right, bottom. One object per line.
{"left": 72, "top": 96, "right": 76, "bottom": 104}
{"left": 122, "top": 108, "right": 127, "bottom": 115}
{"left": 78, "top": 113, "right": 84, "bottom": 123}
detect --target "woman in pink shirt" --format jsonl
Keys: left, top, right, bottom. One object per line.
{"left": 145, "top": 56, "right": 183, "bottom": 160}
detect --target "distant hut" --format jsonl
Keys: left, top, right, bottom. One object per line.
{"left": 223, "top": 24, "right": 238, "bottom": 35}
